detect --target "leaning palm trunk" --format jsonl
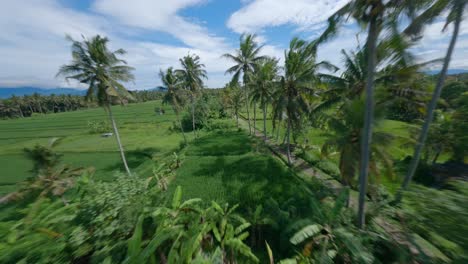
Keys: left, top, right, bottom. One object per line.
{"left": 286, "top": 117, "right": 292, "bottom": 166}
{"left": 396, "top": 7, "right": 462, "bottom": 203}
{"left": 107, "top": 105, "right": 131, "bottom": 176}
{"left": 357, "top": 16, "right": 379, "bottom": 229}
{"left": 263, "top": 103, "right": 267, "bottom": 141}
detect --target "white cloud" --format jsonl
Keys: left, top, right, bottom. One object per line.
{"left": 0, "top": 0, "right": 233, "bottom": 89}
{"left": 0, "top": 0, "right": 106, "bottom": 88}
{"left": 227, "top": 0, "right": 349, "bottom": 34}
{"left": 409, "top": 19, "right": 468, "bottom": 70}
{"left": 92, "top": 0, "right": 227, "bottom": 50}
{"left": 1, "top": 0, "right": 467, "bottom": 90}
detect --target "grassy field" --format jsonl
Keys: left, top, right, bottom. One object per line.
{"left": 169, "top": 129, "right": 309, "bottom": 209}
{"left": 0, "top": 101, "right": 194, "bottom": 194}
{"left": 1, "top": 100, "right": 447, "bottom": 197}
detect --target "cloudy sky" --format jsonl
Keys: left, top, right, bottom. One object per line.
{"left": 0, "top": 0, "right": 467, "bottom": 90}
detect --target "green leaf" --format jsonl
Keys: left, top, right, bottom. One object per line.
{"left": 179, "top": 198, "right": 202, "bottom": 209}
{"left": 290, "top": 224, "right": 322, "bottom": 245}
{"left": 278, "top": 258, "right": 297, "bottom": 264}
{"left": 172, "top": 186, "right": 182, "bottom": 209}
{"left": 235, "top": 222, "right": 251, "bottom": 235}
{"left": 225, "top": 238, "right": 259, "bottom": 263}
{"left": 127, "top": 216, "right": 144, "bottom": 260}
{"left": 265, "top": 241, "right": 274, "bottom": 264}
{"left": 138, "top": 229, "right": 180, "bottom": 263}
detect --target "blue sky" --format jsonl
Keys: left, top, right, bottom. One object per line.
{"left": 1, "top": 0, "right": 467, "bottom": 89}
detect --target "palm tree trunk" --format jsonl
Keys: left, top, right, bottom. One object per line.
{"left": 357, "top": 15, "right": 379, "bottom": 229}
{"left": 276, "top": 120, "right": 280, "bottom": 141}
{"left": 432, "top": 148, "right": 441, "bottom": 165}
{"left": 286, "top": 117, "right": 292, "bottom": 166}
{"left": 263, "top": 103, "right": 267, "bottom": 141}
{"left": 253, "top": 100, "right": 257, "bottom": 133}
{"left": 18, "top": 106, "right": 24, "bottom": 118}
{"left": 175, "top": 107, "right": 187, "bottom": 144}
{"left": 191, "top": 93, "right": 197, "bottom": 138}
{"left": 245, "top": 89, "right": 252, "bottom": 135}
{"left": 107, "top": 105, "right": 131, "bottom": 176}
{"left": 396, "top": 7, "right": 462, "bottom": 203}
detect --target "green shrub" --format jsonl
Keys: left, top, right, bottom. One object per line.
{"left": 316, "top": 160, "right": 340, "bottom": 178}
{"left": 87, "top": 120, "right": 111, "bottom": 134}
{"left": 299, "top": 150, "right": 322, "bottom": 165}
{"left": 205, "top": 119, "right": 236, "bottom": 131}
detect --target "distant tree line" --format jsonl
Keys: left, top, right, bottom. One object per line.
{"left": 0, "top": 90, "right": 165, "bottom": 119}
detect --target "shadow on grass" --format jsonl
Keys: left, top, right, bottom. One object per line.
{"left": 172, "top": 153, "right": 309, "bottom": 211}
{"left": 186, "top": 131, "right": 252, "bottom": 156}
{"left": 102, "top": 147, "right": 160, "bottom": 173}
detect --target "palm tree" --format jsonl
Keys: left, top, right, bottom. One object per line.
{"left": 176, "top": 54, "right": 207, "bottom": 138}
{"left": 160, "top": 67, "right": 187, "bottom": 144}
{"left": 223, "top": 34, "right": 267, "bottom": 135}
{"left": 224, "top": 83, "right": 244, "bottom": 128}
{"left": 32, "top": 93, "right": 45, "bottom": 114}
{"left": 23, "top": 95, "right": 35, "bottom": 114}
{"left": 274, "top": 38, "right": 332, "bottom": 165}
{"left": 398, "top": 0, "right": 467, "bottom": 202}
{"left": 313, "top": 47, "right": 437, "bottom": 120}
{"left": 249, "top": 57, "right": 279, "bottom": 140}
{"left": 289, "top": 191, "right": 373, "bottom": 263}
{"left": 57, "top": 35, "right": 135, "bottom": 176}
{"left": 321, "top": 99, "right": 394, "bottom": 204}
{"left": 318, "top": 0, "right": 431, "bottom": 228}
{"left": 10, "top": 95, "right": 24, "bottom": 117}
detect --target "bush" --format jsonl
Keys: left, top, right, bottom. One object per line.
{"left": 316, "top": 160, "right": 340, "bottom": 178}
{"left": 205, "top": 119, "right": 236, "bottom": 131}
{"left": 87, "top": 120, "right": 111, "bottom": 134}
{"left": 180, "top": 93, "right": 227, "bottom": 132}
{"left": 181, "top": 110, "right": 205, "bottom": 131}
{"left": 298, "top": 150, "right": 321, "bottom": 165}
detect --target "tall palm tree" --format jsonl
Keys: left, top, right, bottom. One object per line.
{"left": 318, "top": 0, "right": 431, "bottom": 228}
{"left": 176, "top": 54, "right": 207, "bottom": 138}
{"left": 398, "top": 0, "right": 467, "bottom": 202}
{"left": 223, "top": 34, "right": 267, "bottom": 135}
{"left": 224, "top": 83, "right": 244, "bottom": 128}
{"left": 160, "top": 67, "right": 187, "bottom": 144}
{"left": 57, "top": 35, "right": 135, "bottom": 176}
{"left": 321, "top": 99, "right": 394, "bottom": 199}
{"left": 249, "top": 57, "right": 279, "bottom": 140}
{"left": 274, "top": 38, "right": 332, "bottom": 165}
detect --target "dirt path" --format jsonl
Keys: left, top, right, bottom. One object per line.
{"left": 237, "top": 117, "right": 438, "bottom": 259}
{"left": 240, "top": 119, "right": 345, "bottom": 194}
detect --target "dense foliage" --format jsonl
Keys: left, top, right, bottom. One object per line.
{"left": 1, "top": 0, "right": 468, "bottom": 262}
{"left": 0, "top": 90, "right": 165, "bottom": 119}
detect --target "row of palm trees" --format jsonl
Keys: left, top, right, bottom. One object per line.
{"left": 56, "top": 34, "right": 210, "bottom": 177}
{"left": 0, "top": 94, "right": 86, "bottom": 118}
{"left": 159, "top": 54, "right": 208, "bottom": 142}
{"left": 222, "top": 0, "right": 467, "bottom": 228}
{"left": 0, "top": 90, "right": 165, "bottom": 120}
{"left": 54, "top": 0, "right": 466, "bottom": 229}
